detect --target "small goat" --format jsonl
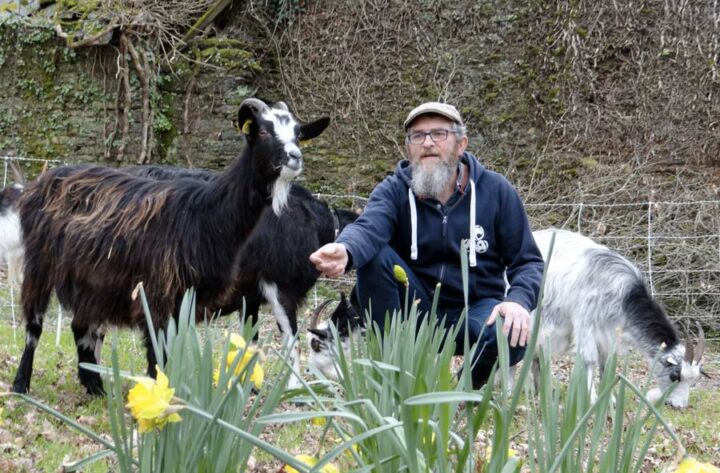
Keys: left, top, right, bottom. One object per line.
{"left": 123, "top": 164, "right": 358, "bottom": 388}
{"left": 307, "top": 290, "right": 365, "bottom": 379}
{"left": 12, "top": 98, "right": 329, "bottom": 395}
{"left": 532, "top": 228, "right": 707, "bottom": 408}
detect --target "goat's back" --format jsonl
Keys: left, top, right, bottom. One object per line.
{"left": 18, "top": 163, "right": 247, "bottom": 322}
{"left": 532, "top": 229, "right": 645, "bottom": 357}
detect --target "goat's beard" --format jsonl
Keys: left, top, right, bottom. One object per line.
{"left": 411, "top": 159, "right": 456, "bottom": 200}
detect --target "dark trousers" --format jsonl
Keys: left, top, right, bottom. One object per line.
{"left": 356, "top": 245, "right": 525, "bottom": 388}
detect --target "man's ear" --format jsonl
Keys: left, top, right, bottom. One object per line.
{"left": 457, "top": 134, "right": 468, "bottom": 156}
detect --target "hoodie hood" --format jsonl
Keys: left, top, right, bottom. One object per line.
{"left": 396, "top": 152, "right": 486, "bottom": 266}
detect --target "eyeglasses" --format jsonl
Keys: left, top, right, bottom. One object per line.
{"left": 406, "top": 128, "right": 454, "bottom": 145}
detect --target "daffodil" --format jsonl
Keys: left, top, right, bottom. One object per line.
{"left": 393, "top": 264, "right": 408, "bottom": 285}
{"left": 484, "top": 446, "right": 519, "bottom": 462}
{"left": 285, "top": 454, "right": 340, "bottom": 473}
{"left": 227, "top": 332, "right": 247, "bottom": 350}
{"left": 673, "top": 457, "right": 720, "bottom": 473}
{"left": 126, "top": 366, "right": 183, "bottom": 433}
{"left": 311, "top": 416, "right": 327, "bottom": 427}
{"left": 213, "top": 344, "right": 264, "bottom": 390}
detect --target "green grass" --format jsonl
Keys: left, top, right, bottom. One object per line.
{"left": 0, "top": 312, "right": 325, "bottom": 471}
{"left": 1, "top": 307, "right": 719, "bottom": 471}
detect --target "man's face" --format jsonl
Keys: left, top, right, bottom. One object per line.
{"left": 406, "top": 115, "right": 468, "bottom": 199}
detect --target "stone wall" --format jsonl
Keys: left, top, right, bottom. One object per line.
{"left": 0, "top": 18, "right": 264, "bottom": 174}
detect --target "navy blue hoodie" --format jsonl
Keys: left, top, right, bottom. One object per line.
{"left": 337, "top": 151, "right": 544, "bottom": 311}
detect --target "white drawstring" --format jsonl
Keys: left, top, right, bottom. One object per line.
{"left": 469, "top": 179, "right": 477, "bottom": 267}
{"left": 408, "top": 188, "right": 418, "bottom": 261}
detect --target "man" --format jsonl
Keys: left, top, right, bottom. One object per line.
{"left": 310, "top": 102, "right": 544, "bottom": 388}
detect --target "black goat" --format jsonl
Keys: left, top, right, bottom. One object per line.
{"left": 122, "top": 164, "right": 358, "bottom": 388}
{"left": 12, "top": 98, "right": 329, "bottom": 395}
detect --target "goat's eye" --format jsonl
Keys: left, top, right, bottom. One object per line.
{"left": 670, "top": 369, "right": 681, "bottom": 383}
{"left": 311, "top": 339, "right": 322, "bottom": 352}
{"left": 258, "top": 129, "right": 269, "bottom": 137}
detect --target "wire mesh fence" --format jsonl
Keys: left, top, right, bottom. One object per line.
{"left": 1, "top": 156, "right": 718, "bottom": 343}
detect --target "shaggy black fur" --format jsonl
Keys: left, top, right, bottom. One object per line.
{"left": 122, "top": 164, "right": 358, "bottom": 342}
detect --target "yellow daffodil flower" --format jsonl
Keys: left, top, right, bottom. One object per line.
{"left": 311, "top": 416, "right": 327, "bottom": 427}
{"left": 213, "top": 345, "right": 264, "bottom": 390}
{"left": 393, "top": 265, "right": 408, "bottom": 285}
{"left": 285, "top": 454, "right": 339, "bottom": 473}
{"left": 484, "top": 446, "right": 519, "bottom": 462}
{"left": 126, "top": 366, "right": 182, "bottom": 433}
{"left": 673, "top": 457, "right": 720, "bottom": 473}
{"left": 228, "top": 333, "right": 247, "bottom": 350}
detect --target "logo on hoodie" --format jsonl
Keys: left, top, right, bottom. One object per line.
{"left": 473, "top": 225, "right": 489, "bottom": 254}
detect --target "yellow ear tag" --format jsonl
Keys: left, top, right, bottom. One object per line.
{"left": 241, "top": 120, "right": 252, "bottom": 134}
{"left": 299, "top": 140, "right": 309, "bottom": 146}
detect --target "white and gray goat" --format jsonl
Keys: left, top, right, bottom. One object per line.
{"left": 532, "top": 228, "right": 707, "bottom": 408}
{"left": 0, "top": 161, "right": 26, "bottom": 288}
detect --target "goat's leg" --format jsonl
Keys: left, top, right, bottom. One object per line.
{"left": 142, "top": 324, "right": 160, "bottom": 379}
{"left": 72, "top": 322, "right": 105, "bottom": 395}
{"left": 260, "top": 280, "right": 302, "bottom": 389}
{"left": 576, "top": 333, "right": 600, "bottom": 403}
{"left": 244, "top": 291, "right": 262, "bottom": 342}
{"left": 12, "top": 280, "right": 52, "bottom": 394}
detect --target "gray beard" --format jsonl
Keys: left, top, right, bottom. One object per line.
{"left": 411, "top": 160, "right": 455, "bottom": 199}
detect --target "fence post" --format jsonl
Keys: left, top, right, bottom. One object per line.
{"left": 647, "top": 199, "right": 655, "bottom": 296}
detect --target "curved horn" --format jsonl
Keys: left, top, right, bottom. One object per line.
{"left": 683, "top": 323, "right": 694, "bottom": 364}
{"left": 273, "top": 101, "right": 289, "bottom": 111}
{"left": 310, "top": 299, "right": 334, "bottom": 330}
{"left": 239, "top": 98, "right": 269, "bottom": 113}
{"left": 694, "top": 321, "right": 706, "bottom": 364}
{"left": 9, "top": 161, "right": 26, "bottom": 187}
{"left": 237, "top": 98, "right": 270, "bottom": 131}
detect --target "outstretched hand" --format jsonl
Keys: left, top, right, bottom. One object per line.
{"left": 486, "top": 301, "right": 531, "bottom": 347}
{"left": 309, "top": 243, "right": 348, "bottom": 278}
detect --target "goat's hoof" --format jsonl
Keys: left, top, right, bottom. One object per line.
{"left": 83, "top": 381, "right": 106, "bottom": 396}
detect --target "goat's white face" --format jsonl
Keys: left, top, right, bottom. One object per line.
{"left": 262, "top": 108, "right": 303, "bottom": 175}
{"left": 650, "top": 344, "right": 704, "bottom": 409}
{"left": 307, "top": 321, "right": 342, "bottom": 380}
{"left": 240, "top": 103, "right": 328, "bottom": 216}
{"left": 307, "top": 293, "right": 365, "bottom": 380}
{"left": 307, "top": 322, "right": 363, "bottom": 380}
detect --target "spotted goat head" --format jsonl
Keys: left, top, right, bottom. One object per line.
{"left": 307, "top": 292, "right": 365, "bottom": 380}
{"left": 650, "top": 321, "right": 709, "bottom": 409}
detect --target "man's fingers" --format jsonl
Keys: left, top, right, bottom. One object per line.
{"left": 519, "top": 319, "right": 529, "bottom": 347}
{"left": 486, "top": 306, "right": 499, "bottom": 326}
{"left": 509, "top": 316, "right": 520, "bottom": 347}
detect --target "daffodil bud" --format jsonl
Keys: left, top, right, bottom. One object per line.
{"left": 393, "top": 265, "right": 408, "bottom": 285}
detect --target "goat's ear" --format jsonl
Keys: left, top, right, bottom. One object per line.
{"left": 237, "top": 98, "right": 270, "bottom": 135}
{"left": 308, "top": 328, "right": 330, "bottom": 340}
{"left": 663, "top": 355, "right": 679, "bottom": 366}
{"left": 298, "top": 116, "right": 330, "bottom": 141}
